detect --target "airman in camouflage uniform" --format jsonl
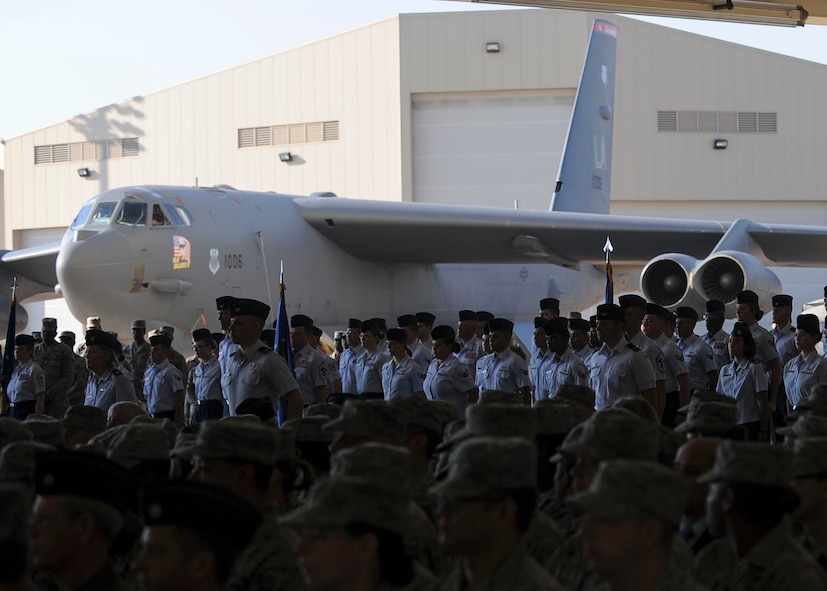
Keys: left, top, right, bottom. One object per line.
{"left": 790, "top": 437, "right": 827, "bottom": 573}
{"left": 33, "top": 318, "right": 75, "bottom": 419}
{"left": 123, "top": 320, "right": 151, "bottom": 403}
{"left": 694, "top": 440, "right": 827, "bottom": 590}
{"left": 570, "top": 458, "right": 707, "bottom": 590}
{"left": 431, "top": 437, "right": 566, "bottom": 591}
{"left": 59, "top": 331, "right": 89, "bottom": 407}
{"left": 182, "top": 420, "right": 306, "bottom": 591}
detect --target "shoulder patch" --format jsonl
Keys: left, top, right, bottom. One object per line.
{"left": 626, "top": 343, "right": 641, "bottom": 352}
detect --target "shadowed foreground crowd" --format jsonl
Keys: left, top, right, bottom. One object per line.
{"left": 2, "top": 290, "right": 827, "bottom": 591}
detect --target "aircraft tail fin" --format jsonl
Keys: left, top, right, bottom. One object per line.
{"left": 549, "top": 19, "right": 617, "bottom": 215}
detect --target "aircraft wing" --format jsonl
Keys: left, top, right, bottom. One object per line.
{"left": 293, "top": 198, "right": 827, "bottom": 270}
{"left": 0, "top": 243, "right": 61, "bottom": 301}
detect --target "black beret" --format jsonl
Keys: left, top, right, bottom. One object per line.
{"left": 824, "top": 286, "right": 827, "bottom": 298}
{"left": 736, "top": 290, "right": 759, "bottom": 305}
{"left": 589, "top": 315, "right": 598, "bottom": 328}
{"left": 476, "top": 311, "right": 495, "bottom": 322}
{"left": 797, "top": 314, "right": 820, "bottom": 337}
{"left": 291, "top": 314, "right": 314, "bottom": 329}
{"left": 416, "top": 312, "right": 436, "bottom": 325}
{"left": 730, "top": 322, "right": 755, "bottom": 342}
{"left": 705, "top": 299, "right": 725, "bottom": 313}
{"left": 596, "top": 303, "right": 625, "bottom": 322}
{"left": 645, "top": 303, "right": 671, "bottom": 320}
{"left": 533, "top": 317, "right": 546, "bottom": 329}
{"left": 215, "top": 296, "right": 237, "bottom": 310}
{"left": 360, "top": 319, "right": 379, "bottom": 333}
{"left": 675, "top": 307, "right": 699, "bottom": 321}
{"left": 569, "top": 318, "right": 591, "bottom": 332}
{"left": 539, "top": 298, "right": 560, "bottom": 311}
{"left": 618, "top": 294, "right": 646, "bottom": 309}
{"left": 386, "top": 328, "right": 407, "bottom": 342}
{"left": 310, "top": 326, "right": 322, "bottom": 338}
{"left": 192, "top": 328, "right": 212, "bottom": 342}
{"left": 85, "top": 329, "right": 120, "bottom": 351}
{"left": 489, "top": 318, "right": 514, "bottom": 332}
{"left": 543, "top": 317, "right": 569, "bottom": 337}
{"left": 771, "top": 294, "right": 792, "bottom": 308}
{"left": 14, "top": 334, "right": 34, "bottom": 348}
{"left": 347, "top": 318, "right": 362, "bottom": 329}
{"left": 35, "top": 450, "right": 137, "bottom": 513}
{"left": 235, "top": 396, "right": 276, "bottom": 421}
{"left": 369, "top": 318, "right": 387, "bottom": 332}
{"left": 397, "top": 315, "right": 417, "bottom": 328}
{"left": 458, "top": 310, "right": 477, "bottom": 322}
{"left": 149, "top": 333, "right": 172, "bottom": 347}
{"left": 211, "top": 332, "right": 225, "bottom": 344}
{"left": 431, "top": 325, "right": 455, "bottom": 342}
{"left": 260, "top": 329, "right": 276, "bottom": 348}
{"left": 230, "top": 298, "right": 271, "bottom": 321}
{"left": 142, "top": 480, "right": 261, "bottom": 550}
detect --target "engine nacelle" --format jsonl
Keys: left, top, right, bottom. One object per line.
{"left": 695, "top": 250, "right": 782, "bottom": 311}
{"left": 640, "top": 253, "right": 707, "bottom": 310}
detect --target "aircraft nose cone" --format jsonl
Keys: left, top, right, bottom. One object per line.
{"left": 56, "top": 229, "right": 135, "bottom": 321}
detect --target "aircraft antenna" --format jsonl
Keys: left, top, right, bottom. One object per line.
{"left": 255, "top": 231, "right": 275, "bottom": 320}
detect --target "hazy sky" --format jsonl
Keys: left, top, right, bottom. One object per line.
{"left": 2, "top": 0, "right": 826, "bottom": 145}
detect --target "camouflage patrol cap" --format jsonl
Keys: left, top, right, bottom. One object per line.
{"left": 235, "top": 397, "right": 276, "bottom": 422}
{"left": 58, "top": 331, "right": 76, "bottom": 342}
{"left": 143, "top": 480, "right": 262, "bottom": 549}
{"left": 41, "top": 318, "right": 57, "bottom": 330}
{"left": 675, "top": 400, "right": 738, "bottom": 434}
{"left": 549, "top": 422, "right": 586, "bottom": 463}
{"left": 534, "top": 398, "right": 581, "bottom": 436}
{"left": 443, "top": 418, "right": 466, "bottom": 442}
{"left": 793, "top": 437, "right": 827, "bottom": 478}
{"left": 390, "top": 396, "right": 459, "bottom": 437}
{"left": 63, "top": 405, "right": 107, "bottom": 432}
{"left": 86, "top": 316, "right": 102, "bottom": 330}
{"left": 221, "top": 415, "right": 261, "bottom": 425}
{"left": 439, "top": 403, "right": 537, "bottom": 451}
{"left": 612, "top": 396, "right": 659, "bottom": 423}
{"left": 430, "top": 437, "right": 537, "bottom": 498}
{"left": 0, "top": 418, "right": 33, "bottom": 450}
{"left": 108, "top": 423, "right": 170, "bottom": 469}
{"left": 697, "top": 440, "right": 793, "bottom": 486}
{"left": 281, "top": 416, "right": 332, "bottom": 443}
{"left": 129, "top": 415, "right": 178, "bottom": 448}
{"left": 170, "top": 431, "right": 199, "bottom": 457}
{"left": 554, "top": 384, "right": 596, "bottom": 411}
{"left": 182, "top": 420, "right": 281, "bottom": 466}
{"left": 568, "top": 459, "right": 689, "bottom": 525}
{"left": 322, "top": 399, "right": 407, "bottom": 444}
{"left": 303, "top": 403, "right": 342, "bottom": 420}
{"left": 0, "top": 441, "right": 55, "bottom": 482}
{"left": 776, "top": 414, "right": 827, "bottom": 439}
{"left": 560, "top": 408, "right": 659, "bottom": 463}
{"left": 478, "top": 389, "right": 522, "bottom": 405}
{"left": 130, "top": 320, "right": 146, "bottom": 330}
{"left": 24, "top": 415, "right": 64, "bottom": 447}
{"left": 282, "top": 476, "right": 410, "bottom": 536}
{"left": 678, "top": 390, "right": 735, "bottom": 414}
{"left": 330, "top": 442, "right": 412, "bottom": 489}
{"left": 86, "top": 424, "right": 128, "bottom": 451}
{"left": 797, "top": 383, "right": 827, "bottom": 413}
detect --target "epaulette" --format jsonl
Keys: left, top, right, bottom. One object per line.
{"left": 626, "top": 343, "right": 641, "bottom": 352}
{"left": 258, "top": 346, "right": 273, "bottom": 353}
{"left": 113, "top": 368, "right": 123, "bottom": 376}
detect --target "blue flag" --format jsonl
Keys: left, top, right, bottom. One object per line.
{"left": 274, "top": 280, "right": 293, "bottom": 426}
{"left": 605, "top": 260, "right": 614, "bottom": 304}
{"left": 1, "top": 289, "right": 16, "bottom": 404}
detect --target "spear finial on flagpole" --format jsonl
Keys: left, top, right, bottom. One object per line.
{"left": 603, "top": 237, "right": 614, "bottom": 304}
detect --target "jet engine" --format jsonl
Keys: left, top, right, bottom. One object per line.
{"left": 640, "top": 253, "right": 705, "bottom": 310}
{"left": 641, "top": 250, "right": 782, "bottom": 314}
{"left": 694, "top": 250, "right": 782, "bottom": 307}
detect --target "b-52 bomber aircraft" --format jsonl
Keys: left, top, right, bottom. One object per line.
{"left": 1, "top": 19, "right": 825, "bottom": 338}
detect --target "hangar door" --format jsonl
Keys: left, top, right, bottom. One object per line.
{"left": 411, "top": 90, "right": 575, "bottom": 211}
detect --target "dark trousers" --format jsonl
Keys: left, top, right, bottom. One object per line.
{"left": 151, "top": 410, "right": 175, "bottom": 421}
{"left": 9, "top": 400, "right": 36, "bottom": 420}
{"left": 662, "top": 391, "right": 679, "bottom": 428}
{"left": 192, "top": 400, "right": 224, "bottom": 423}
{"left": 741, "top": 421, "right": 761, "bottom": 441}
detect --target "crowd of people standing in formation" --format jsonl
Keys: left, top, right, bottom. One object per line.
{"left": 1, "top": 288, "right": 827, "bottom": 590}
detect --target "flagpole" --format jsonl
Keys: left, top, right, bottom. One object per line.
{"left": 274, "top": 260, "right": 293, "bottom": 426}
{"left": 0, "top": 277, "right": 17, "bottom": 415}
{"left": 603, "top": 237, "right": 614, "bottom": 304}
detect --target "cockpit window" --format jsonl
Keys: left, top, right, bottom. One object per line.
{"left": 71, "top": 203, "right": 94, "bottom": 229}
{"left": 173, "top": 205, "right": 193, "bottom": 226}
{"left": 89, "top": 202, "right": 118, "bottom": 225}
{"left": 162, "top": 204, "right": 185, "bottom": 226}
{"left": 152, "top": 204, "right": 169, "bottom": 226}
{"left": 116, "top": 202, "right": 147, "bottom": 226}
